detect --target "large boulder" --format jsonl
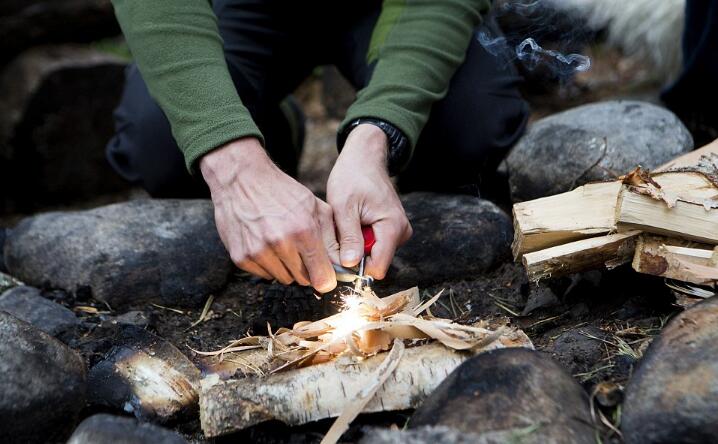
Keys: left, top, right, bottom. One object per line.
{"left": 4, "top": 199, "right": 233, "bottom": 308}
{"left": 410, "top": 348, "right": 594, "bottom": 444}
{"left": 0, "top": 312, "right": 86, "bottom": 443}
{"left": 506, "top": 101, "right": 693, "bottom": 201}
{"left": 0, "top": 45, "right": 129, "bottom": 214}
{"left": 387, "top": 192, "right": 513, "bottom": 286}
{"left": 67, "top": 414, "right": 187, "bottom": 444}
{"left": 0, "top": 1, "right": 119, "bottom": 65}
{"left": 0, "top": 285, "right": 80, "bottom": 340}
{"left": 622, "top": 297, "right": 718, "bottom": 443}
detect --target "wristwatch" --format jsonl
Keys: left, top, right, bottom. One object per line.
{"left": 337, "top": 118, "right": 410, "bottom": 176}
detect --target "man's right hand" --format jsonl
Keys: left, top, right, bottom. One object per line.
{"left": 200, "top": 138, "right": 338, "bottom": 293}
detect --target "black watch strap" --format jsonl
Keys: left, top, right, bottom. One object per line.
{"left": 337, "top": 118, "right": 410, "bottom": 176}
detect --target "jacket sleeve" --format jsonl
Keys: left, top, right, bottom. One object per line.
{"left": 111, "top": 0, "right": 264, "bottom": 172}
{"left": 339, "top": 0, "right": 490, "bottom": 171}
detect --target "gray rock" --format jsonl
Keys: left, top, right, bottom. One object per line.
{"left": 388, "top": 193, "right": 513, "bottom": 286}
{"left": 0, "top": 45, "right": 129, "bottom": 214}
{"left": 622, "top": 297, "right": 718, "bottom": 443}
{"left": 0, "top": 227, "right": 7, "bottom": 272}
{"left": 361, "top": 425, "right": 495, "bottom": 444}
{"left": 67, "top": 414, "right": 187, "bottom": 444}
{"left": 546, "top": 325, "right": 607, "bottom": 376}
{"left": 0, "top": 270, "right": 22, "bottom": 294}
{"left": 0, "top": 1, "right": 119, "bottom": 65}
{"left": 5, "top": 199, "right": 233, "bottom": 308}
{"left": 410, "top": 348, "right": 594, "bottom": 444}
{"left": 0, "top": 312, "right": 86, "bottom": 443}
{"left": 506, "top": 101, "right": 693, "bottom": 201}
{"left": 0, "top": 285, "right": 79, "bottom": 338}
{"left": 87, "top": 324, "right": 201, "bottom": 423}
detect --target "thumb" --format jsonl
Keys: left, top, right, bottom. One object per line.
{"left": 334, "top": 205, "right": 364, "bottom": 267}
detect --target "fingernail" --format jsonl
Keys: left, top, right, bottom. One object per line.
{"left": 341, "top": 250, "right": 359, "bottom": 265}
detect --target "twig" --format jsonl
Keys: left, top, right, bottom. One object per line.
{"left": 493, "top": 300, "right": 520, "bottom": 317}
{"left": 188, "top": 295, "right": 215, "bottom": 329}
{"left": 151, "top": 303, "right": 185, "bottom": 315}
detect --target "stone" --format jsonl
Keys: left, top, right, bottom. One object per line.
{"left": 0, "top": 1, "right": 119, "bottom": 65}
{"left": 387, "top": 192, "right": 513, "bottom": 286}
{"left": 67, "top": 414, "right": 187, "bottom": 444}
{"left": 546, "top": 325, "right": 607, "bottom": 376}
{"left": 361, "top": 424, "right": 557, "bottom": 444}
{"left": 0, "top": 285, "right": 80, "bottom": 339}
{"left": 506, "top": 101, "right": 693, "bottom": 201}
{"left": 0, "top": 270, "right": 22, "bottom": 294}
{"left": 0, "top": 312, "right": 86, "bottom": 443}
{"left": 4, "top": 199, "right": 233, "bottom": 308}
{"left": 622, "top": 297, "right": 718, "bottom": 443}
{"left": 86, "top": 324, "right": 201, "bottom": 423}
{"left": 0, "top": 227, "right": 7, "bottom": 272}
{"left": 0, "top": 45, "right": 129, "bottom": 214}
{"left": 410, "top": 348, "right": 594, "bottom": 444}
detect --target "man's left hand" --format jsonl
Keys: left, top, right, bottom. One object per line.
{"left": 327, "top": 124, "right": 412, "bottom": 279}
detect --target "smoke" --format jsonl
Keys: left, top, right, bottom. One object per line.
{"left": 480, "top": 0, "right": 593, "bottom": 80}
{"left": 516, "top": 38, "right": 590, "bottom": 74}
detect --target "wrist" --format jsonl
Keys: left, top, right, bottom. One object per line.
{"left": 200, "top": 137, "right": 269, "bottom": 187}
{"left": 341, "top": 124, "right": 389, "bottom": 166}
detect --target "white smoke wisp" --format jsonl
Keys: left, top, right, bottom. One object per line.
{"left": 543, "top": 0, "right": 685, "bottom": 83}
{"left": 516, "top": 37, "right": 591, "bottom": 74}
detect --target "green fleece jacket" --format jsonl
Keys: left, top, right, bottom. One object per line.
{"left": 111, "top": 0, "right": 490, "bottom": 172}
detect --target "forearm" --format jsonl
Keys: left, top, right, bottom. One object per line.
{"left": 112, "top": 0, "right": 263, "bottom": 172}
{"left": 340, "top": 0, "right": 490, "bottom": 170}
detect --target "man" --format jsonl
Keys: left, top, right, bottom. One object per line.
{"left": 106, "top": 0, "right": 528, "bottom": 293}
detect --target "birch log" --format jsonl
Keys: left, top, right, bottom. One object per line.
{"left": 199, "top": 334, "right": 532, "bottom": 438}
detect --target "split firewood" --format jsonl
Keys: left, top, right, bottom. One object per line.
{"left": 616, "top": 190, "right": 718, "bottom": 244}
{"left": 194, "top": 287, "right": 533, "bottom": 438}
{"left": 656, "top": 138, "right": 718, "bottom": 172}
{"left": 522, "top": 230, "right": 641, "bottom": 282}
{"left": 512, "top": 146, "right": 718, "bottom": 281}
{"left": 511, "top": 180, "right": 623, "bottom": 258}
{"left": 632, "top": 235, "right": 718, "bottom": 286}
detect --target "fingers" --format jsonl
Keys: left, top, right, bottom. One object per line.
{"left": 271, "top": 239, "right": 311, "bottom": 287}
{"left": 317, "top": 201, "right": 341, "bottom": 265}
{"left": 333, "top": 202, "right": 364, "bottom": 267}
{"left": 253, "top": 249, "right": 294, "bottom": 285}
{"left": 236, "top": 259, "right": 272, "bottom": 280}
{"left": 365, "top": 217, "right": 412, "bottom": 280}
{"left": 297, "top": 237, "right": 337, "bottom": 293}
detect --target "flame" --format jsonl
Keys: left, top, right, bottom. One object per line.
{"left": 330, "top": 292, "right": 369, "bottom": 339}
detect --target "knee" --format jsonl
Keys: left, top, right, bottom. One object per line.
{"left": 106, "top": 67, "right": 196, "bottom": 197}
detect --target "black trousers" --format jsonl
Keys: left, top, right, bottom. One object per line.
{"left": 662, "top": 0, "right": 718, "bottom": 146}
{"left": 106, "top": 0, "right": 529, "bottom": 198}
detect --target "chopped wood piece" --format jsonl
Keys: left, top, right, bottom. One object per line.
{"left": 632, "top": 235, "right": 718, "bottom": 286}
{"left": 511, "top": 181, "right": 623, "bottom": 258}
{"left": 616, "top": 190, "right": 718, "bottom": 245}
{"left": 657, "top": 139, "right": 718, "bottom": 171}
{"left": 199, "top": 334, "right": 532, "bottom": 438}
{"left": 522, "top": 231, "right": 641, "bottom": 281}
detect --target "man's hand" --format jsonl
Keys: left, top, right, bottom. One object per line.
{"left": 327, "top": 124, "right": 412, "bottom": 279}
{"left": 200, "top": 138, "right": 339, "bottom": 293}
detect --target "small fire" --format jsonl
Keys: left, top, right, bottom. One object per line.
{"left": 330, "top": 292, "right": 369, "bottom": 339}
